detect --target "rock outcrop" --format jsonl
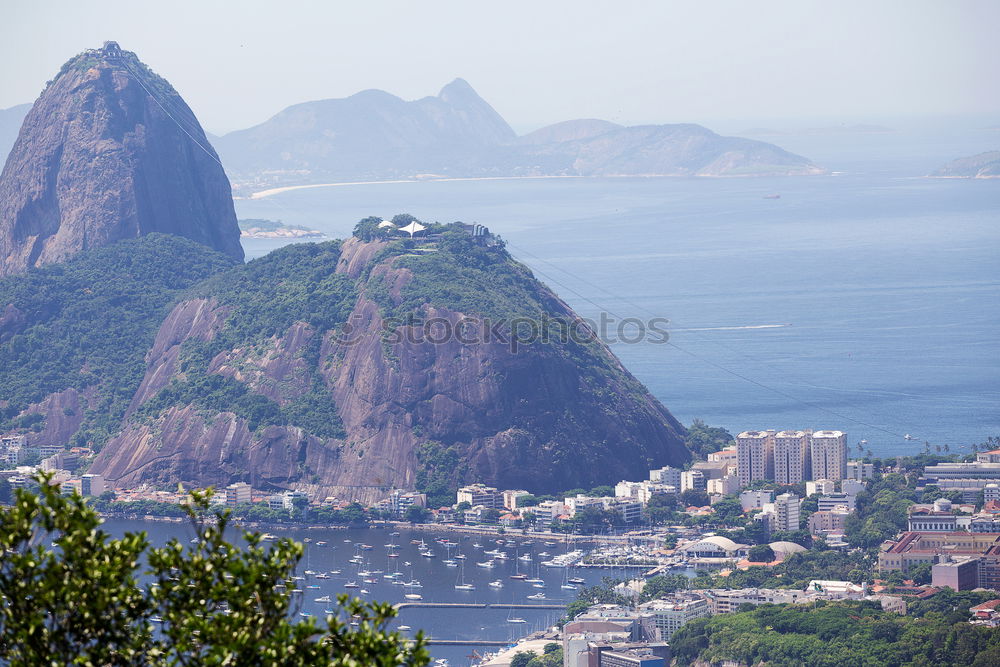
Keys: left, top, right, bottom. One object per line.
{"left": 89, "top": 231, "right": 691, "bottom": 499}
{"left": 0, "top": 42, "right": 243, "bottom": 277}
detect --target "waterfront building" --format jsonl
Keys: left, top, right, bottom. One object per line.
{"left": 736, "top": 431, "right": 775, "bottom": 486}
{"left": 502, "top": 488, "right": 531, "bottom": 510}
{"left": 80, "top": 473, "right": 104, "bottom": 497}
{"left": 612, "top": 499, "right": 643, "bottom": 523}
{"left": 810, "top": 430, "right": 847, "bottom": 482}
{"left": 565, "top": 494, "right": 605, "bottom": 515}
{"left": 532, "top": 500, "right": 567, "bottom": 526}
{"left": 225, "top": 482, "right": 252, "bottom": 506}
{"left": 678, "top": 536, "right": 749, "bottom": 561}
{"left": 456, "top": 483, "right": 501, "bottom": 508}
{"left": 774, "top": 430, "right": 812, "bottom": 484}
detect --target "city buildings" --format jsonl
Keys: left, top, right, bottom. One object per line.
{"left": 810, "top": 430, "right": 847, "bottom": 482}
{"left": 774, "top": 430, "right": 811, "bottom": 484}
{"left": 80, "top": 473, "right": 104, "bottom": 497}
{"left": 806, "top": 479, "right": 836, "bottom": 497}
{"left": 456, "top": 483, "right": 501, "bottom": 508}
{"left": 736, "top": 431, "right": 774, "bottom": 486}
{"left": 706, "top": 475, "right": 740, "bottom": 496}
{"left": 740, "top": 489, "right": 774, "bottom": 511}
{"left": 648, "top": 466, "right": 682, "bottom": 490}
{"left": 680, "top": 470, "right": 705, "bottom": 493}
{"left": 808, "top": 509, "right": 851, "bottom": 536}
{"left": 878, "top": 532, "right": 1000, "bottom": 586}
{"left": 638, "top": 596, "right": 711, "bottom": 639}
{"left": 847, "top": 460, "right": 875, "bottom": 481}
{"left": 502, "top": 489, "right": 531, "bottom": 510}
{"left": 818, "top": 492, "right": 857, "bottom": 512}
{"left": 224, "top": 482, "right": 252, "bottom": 506}
{"left": 773, "top": 493, "right": 801, "bottom": 532}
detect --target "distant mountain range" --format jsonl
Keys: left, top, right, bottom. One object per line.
{"left": 1, "top": 76, "right": 823, "bottom": 195}
{"left": 930, "top": 150, "right": 1000, "bottom": 178}
{"left": 211, "top": 79, "right": 822, "bottom": 190}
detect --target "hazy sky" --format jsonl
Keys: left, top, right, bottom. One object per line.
{"left": 4, "top": 0, "right": 999, "bottom": 135}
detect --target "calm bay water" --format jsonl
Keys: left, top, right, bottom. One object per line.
{"left": 104, "top": 520, "right": 619, "bottom": 664}
{"left": 236, "top": 125, "right": 1000, "bottom": 458}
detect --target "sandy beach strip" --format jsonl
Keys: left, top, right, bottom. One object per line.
{"left": 248, "top": 175, "right": 583, "bottom": 199}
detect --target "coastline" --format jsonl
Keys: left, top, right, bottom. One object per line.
{"left": 245, "top": 175, "right": 585, "bottom": 199}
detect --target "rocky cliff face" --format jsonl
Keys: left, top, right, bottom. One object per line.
{"left": 0, "top": 43, "right": 243, "bottom": 277}
{"left": 89, "top": 231, "right": 690, "bottom": 500}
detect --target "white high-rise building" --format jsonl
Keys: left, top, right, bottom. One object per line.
{"left": 681, "top": 470, "right": 706, "bottom": 493}
{"left": 773, "top": 493, "right": 801, "bottom": 532}
{"left": 737, "top": 431, "right": 775, "bottom": 486}
{"left": 649, "top": 465, "right": 682, "bottom": 489}
{"left": 846, "top": 460, "right": 875, "bottom": 481}
{"left": 811, "top": 431, "right": 847, "bottom": 483}
{"left": 80, "top": 473, "right": 105, "bottom": 497}
{"left": 773, "top": 430, "right": 812, "bottom": 484}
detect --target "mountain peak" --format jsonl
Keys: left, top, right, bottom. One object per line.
{"left": 0, "top": 43, "right": 243, "bottom": 276}
{"left": 438, "top": 77, "right": 478, "bottom": 100}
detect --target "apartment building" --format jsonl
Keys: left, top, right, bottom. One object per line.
{"left": 736, "top": 431, "right": 775, "bottom": 486}
{"left": 810, "top": 430, "right": 847, "bottom": 482}
{"left": 774, "top": 430, "right": 811, "bottom": 484}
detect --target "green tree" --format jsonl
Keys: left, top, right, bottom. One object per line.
{"left": 510, "top": 651, "right": 537, "bottom": 667}
{"left": 748, "top": 544, "right": 776, "bottom": 562}
{"left": 679, "top": 489, "right": 710, "bottom": 507}
{"left": 684, "top": 419, "right": 734, "bottom": 459}
{"left": 0, "top": 476, "right": 429, "bottom": 667}
{"left": 404, "top": 505, "right": 431, "bottom": 523}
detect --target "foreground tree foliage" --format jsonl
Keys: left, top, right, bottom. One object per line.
{"left": 0, "top": 477, "right": 429, "bottom": 666}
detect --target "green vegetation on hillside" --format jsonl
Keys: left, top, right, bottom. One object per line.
{"left": 685, "top": 419, "right": 734, "bottom": 458}
{"left": 138, "top": 241, "right": 357, "bottom": 440}
{"left": 670, "top": 599, "right": 1000, "bottom": 666}
{"left": 0, "top": 234, "right": 235, "bottom": 447}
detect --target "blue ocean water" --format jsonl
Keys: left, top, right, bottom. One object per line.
{"left": 236, "top": 126, "right": 1000, "bottom": 458}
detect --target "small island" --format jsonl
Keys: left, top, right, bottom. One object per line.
{"left": 238, "top": 218, "right": 325, "bottom": 239}
{"left": 930, "top": 151, "right": 1000, "bottom": 179}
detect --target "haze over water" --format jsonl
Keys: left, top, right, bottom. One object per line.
{"left": 237, "top": 124, "right": 1000, "bottom": 458}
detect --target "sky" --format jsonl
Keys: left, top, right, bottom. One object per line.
{"left": 3, "top": 0, "right": 999, "bottom": 135}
